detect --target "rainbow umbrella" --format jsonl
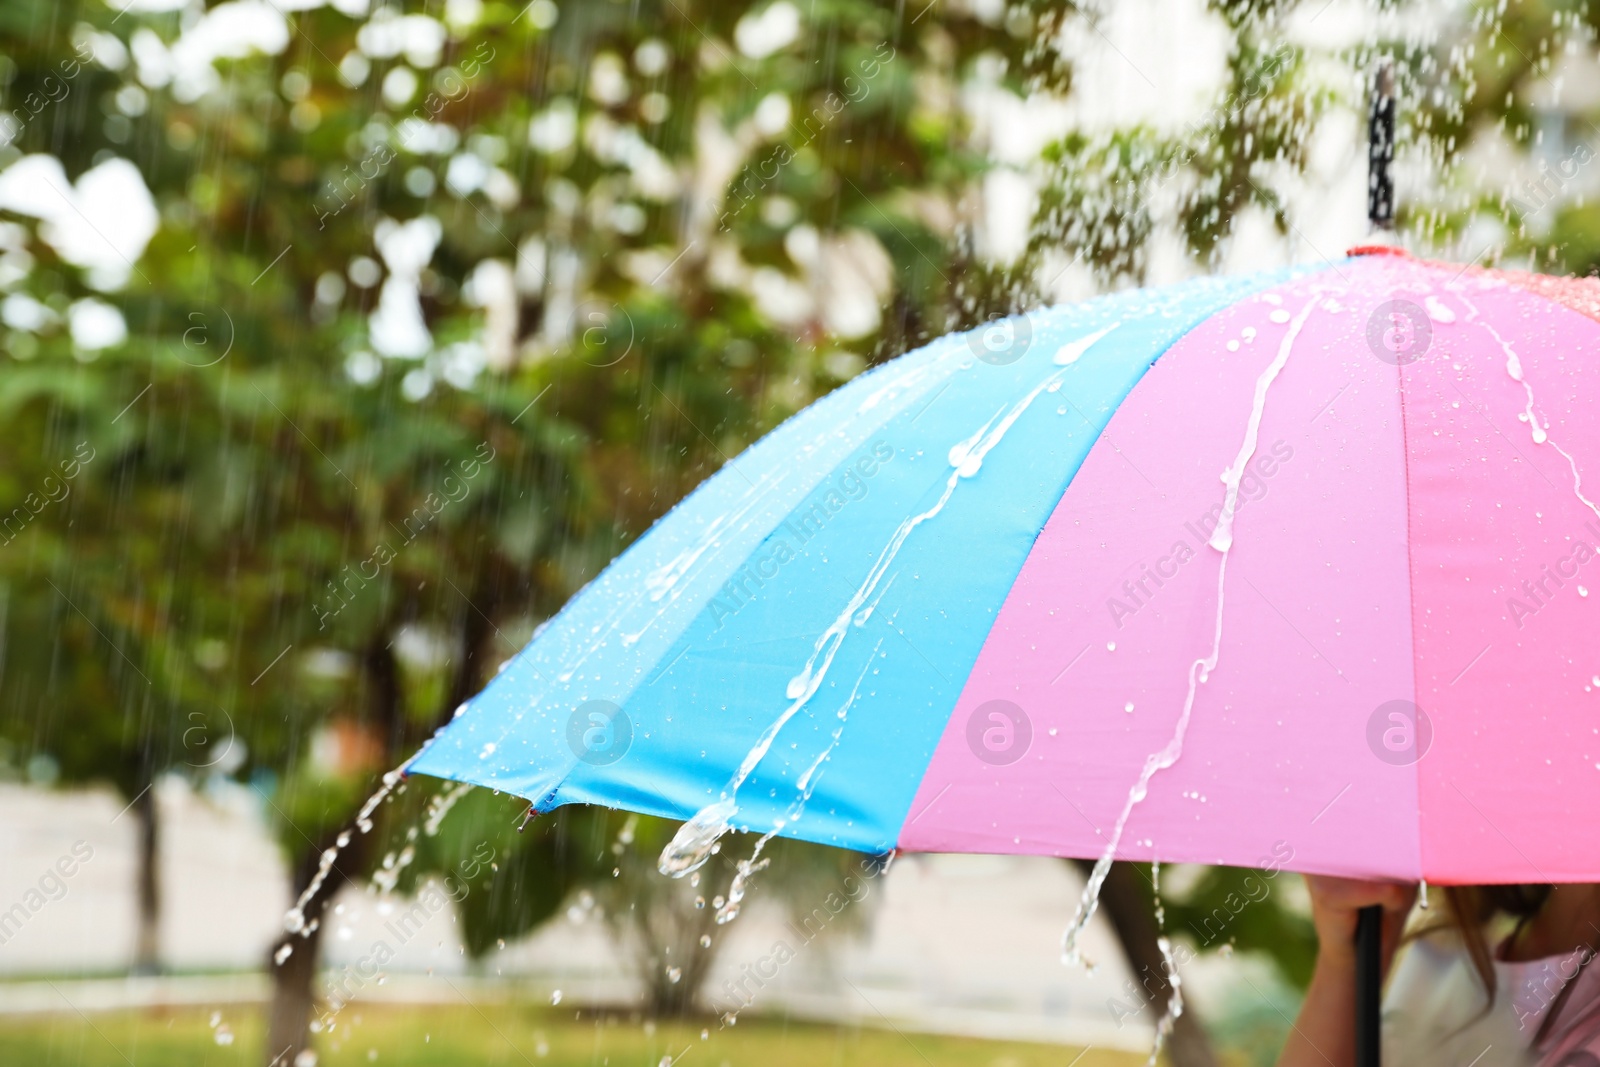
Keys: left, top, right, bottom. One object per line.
{"left": 412, "top": 247, "right": 1600, "bottom": 885}
{"left": 407, "top": 247, "right": 1600, "bottom": 1062}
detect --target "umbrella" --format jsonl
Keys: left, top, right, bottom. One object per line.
{"left": 404, "top": 243, "right": 1600, "bottom": 1057}
{"left": 411, "top": 239, "right": 1600, "bottom": 869}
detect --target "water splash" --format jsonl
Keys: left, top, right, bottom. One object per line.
{"left": 1063, "top": 297, "right": 1317, "bottom": 966}
{"left": 1144, "top": 861, "right": 1184, "bottom": 1067}
{"left": 423, "top": 781, "right": 474, "bottom": 836}
{"left": 283, "top": 768, "right": 404, "bottom": 936}
{"left": 714, "top": 648, "right": 879, "bottom": 923}
{"left": 1054, "top": 322, "right": 1119, "bottom": 365}
{"left": 1209, "top": 298, "right": 1316, "bottom": 552}
{"left": 662, "top": 325, "right": 1114, "bottom": 879}
{"left": 658, "top": 797, "right": 737, "bottom": 877}
{"left": 1464, "top": 296, "right": 1600, "bottom": 524}
{"left": 489, "top": 346, "right": 975, "bottom": 760}
{"left": 370, "top": 831, "right": 418, "bottom": 894}
{"left": 715, "top": 823, "right": 777, "bottom": 925}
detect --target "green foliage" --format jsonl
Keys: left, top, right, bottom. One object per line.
{"left": 1160, "top": 866, "right": 1318, "bottom": 990}
{"left": 1029, "top": 22, "right": 1320, "bottom": 287}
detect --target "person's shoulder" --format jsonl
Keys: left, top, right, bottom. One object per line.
{"left": 1398, "top": 922, "right": 1470, "bottom": 971}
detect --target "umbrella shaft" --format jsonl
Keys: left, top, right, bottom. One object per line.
{"left": 1355, "top": 904, "right": 1383, "bottom": 1067}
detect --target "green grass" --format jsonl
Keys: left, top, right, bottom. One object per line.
{"left": 0, "top": 1002, "right": 1145, "bottom": 1066}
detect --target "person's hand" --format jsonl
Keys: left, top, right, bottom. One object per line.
{"left": 1304, "top": 875, "right": 1417, "bottom": 971}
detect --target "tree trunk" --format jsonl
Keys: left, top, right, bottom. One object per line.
{"left": 263, "top": 593, "right": 495, "bottom": 1066}
{"left": 1071, "top": 859, "right": 1220, "bottom": 1067}
{"left": 130, "top": 780, "right": 161, "bottom": 975}
{"left": 264, "top": 911, "right": 322, "bottom": 1067}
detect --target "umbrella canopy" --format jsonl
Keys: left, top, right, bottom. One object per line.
{"left": 408, "top": 248, "right": 1600, "bottom": 888}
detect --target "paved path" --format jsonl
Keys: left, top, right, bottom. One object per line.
{"left": 0, "top": 780, "right": 1201, "bottom": 1052}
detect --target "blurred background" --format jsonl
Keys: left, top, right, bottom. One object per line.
{"left": 0, "top": 0, "right": 1593, "bottom": 1063}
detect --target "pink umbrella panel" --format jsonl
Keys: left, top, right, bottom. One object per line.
{"left": 903, "top": 249, "right": 1600, "bottom": 887}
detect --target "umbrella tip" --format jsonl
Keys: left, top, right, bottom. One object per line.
{"left": 1368, "top": 57, "right": 1397, "bottom": 233}
{"left": 1346, "top": 244, "right": 1409, "bottom": 258}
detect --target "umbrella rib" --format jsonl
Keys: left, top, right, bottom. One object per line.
{"left": 1050, "top": 388, "right": 1157, "bottom": 491}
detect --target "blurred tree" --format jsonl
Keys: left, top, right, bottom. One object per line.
{"left": 0, "top": 0, "right": 1071, "bottom": 1061}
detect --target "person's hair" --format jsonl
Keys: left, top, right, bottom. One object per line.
{"left": 1420, "top": 884, "right": 1592, "bottom": 1044}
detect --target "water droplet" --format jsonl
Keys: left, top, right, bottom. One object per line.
{"left": 550, "top": 990, "right": 562, "bottom": 1005}
{"left": 700, "top": 934, "right": 712, "bottom": 948}
{"left": 666, "top": 966, "right": 682, "bottom": 983}
{"left": 1107, "top": 641, "right": 1116, "bottom": 651}
{"left": 1269, "top": 309, "right": 1290, "bottom": 324}
{"left": 1124, "top": 702, "right": 1135, "bottom": 713}
{"left": 658, "top": 797, "right": 738, "bottom": 877}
